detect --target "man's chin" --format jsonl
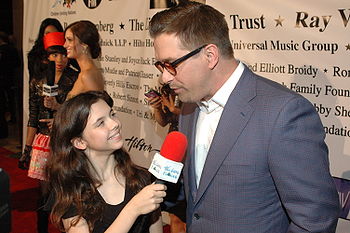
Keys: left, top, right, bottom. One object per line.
{"left": 178, "top": 94, "right": 196, "bottom": 103}
{"left": 177, "top": 94, "right": 186, "bottom": 102}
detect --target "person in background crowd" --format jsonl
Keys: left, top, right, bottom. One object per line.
{"left": 19, "top": 31, "right": 78, "bottom": 233}
{"left": 27, "top": 18, "right": 63, "bottom": 82}
{"left": 46, "top": 91, "right": 166, "bottom": 233}
{"left": 0, "top": 31, "right": 20, "bottom": 138}
{"left": 43, "top": 20, "right": 105, "bottom": 114}
{"left": 147, "top": 84, "right": 181, "bottom": 132}
{"left": 20, "top": 17, "right": 64, "bottom": 169}
{"left": 63, "top": 20, "right": 104, "bottom": 100}
{"left": 149, "top": 1, "right": 340, "bottom": 233}
{"left": 147, "top": 84, "right": 186, "bottom": 233}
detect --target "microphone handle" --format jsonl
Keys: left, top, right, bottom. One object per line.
{"left": 155, "top": 179, "right": 167, "bottom": 185}
{"left": 48, "top": 109, "right": 54, "bottom": 119}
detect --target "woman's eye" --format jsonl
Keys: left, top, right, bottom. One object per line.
{"left": 112, "top": 113, "right": 119, "bottom": 120}
{"left": 110, "top": 110, "right": 117, "bottom": 117}
{"left": 97, "top": 121, "right": 104, "bottom": 127}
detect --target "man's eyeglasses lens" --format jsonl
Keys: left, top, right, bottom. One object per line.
{"left": 155, "top": 44, "right": 207, "bottom": 76}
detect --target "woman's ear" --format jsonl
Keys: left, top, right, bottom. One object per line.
{"left": 204, "top": 44, "right": 219, "bottom": 70}
{"left": 71, "top": 137, "right": 87, "bottom": 150}
{"left": 80, "top": 43, "right": 88, "bottom": 54}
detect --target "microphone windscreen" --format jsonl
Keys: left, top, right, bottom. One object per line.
{"left": 160, "top": 131, "right": 187, "bottom": 162}
{"left": 47, "top": 61, "right": 56, "bottom": 86}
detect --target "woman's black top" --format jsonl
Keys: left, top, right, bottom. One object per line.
{"left": 62, "top": 182, "right": 153, "bottom": 233}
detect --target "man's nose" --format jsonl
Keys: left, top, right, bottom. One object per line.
{"left": 161, "top": 69, "right": 174, "bottom": 84}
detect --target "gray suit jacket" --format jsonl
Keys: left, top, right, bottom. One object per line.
{"left": 179, "top": 66, "right": 340, "bottom": 233}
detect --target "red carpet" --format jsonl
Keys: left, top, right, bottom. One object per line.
{"left": 0, "top": 147, "right": 59, "bottom": 233}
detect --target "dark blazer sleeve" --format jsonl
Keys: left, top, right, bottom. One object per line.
{"left": 268, "top": 95, "right": 340, "bottom": 232}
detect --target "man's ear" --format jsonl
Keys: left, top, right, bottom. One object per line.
{"left": 71, "top": 137, "right": 87, "bottom": 150}
{"left": 204, "top": 44, "right": 219, "bottom": 70}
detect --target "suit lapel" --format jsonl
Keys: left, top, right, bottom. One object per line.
{"left": 194, "top": 68, "right": 257, "bottom": 204}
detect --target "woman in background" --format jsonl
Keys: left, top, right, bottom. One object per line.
{"left": 27, "top": 18, "right": 63, "bottom": 81}
{"left": 43, "top": 20, "right": 104, "bottom": 113}
{"left": 19, "top": 18, "right": 64, "bottom": 170}
{"left": 147, "top": 84, "right": 181, "bottom": 132}
{"left": 64, "top": 20, "right": 104, "bottom": 99}
{"left": 20, "top": 31, "right": 78, "bottom": 233}
{"left": 46, "top": 91, "right": 165, "bottom": 233}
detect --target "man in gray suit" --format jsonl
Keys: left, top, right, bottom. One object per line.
{"left": 149, "top": 1, "right": 340, "bottom": 232}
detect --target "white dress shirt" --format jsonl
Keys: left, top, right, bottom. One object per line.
{"left": 194, "top": 62, "right": 244, "bottom": 187}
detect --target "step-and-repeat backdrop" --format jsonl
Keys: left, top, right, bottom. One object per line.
{"left": 23, "top": 1, "right": 349, "bottom": 231}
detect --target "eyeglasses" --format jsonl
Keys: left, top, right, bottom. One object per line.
{"left": 154, "top": 44, "right": 207, "bottom": 76}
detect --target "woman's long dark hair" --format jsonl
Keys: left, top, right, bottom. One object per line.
{"left": 28, "top": 18, "right": 63, "bottom": 80}
{"left": 46, "top": 91, "right": 150, "bottom": 231}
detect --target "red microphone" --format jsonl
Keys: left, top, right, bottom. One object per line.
{"left": 149, "top": 131, "right": 188, "bottom": 184}
{"left": 160, "top": 131, "right": 187, "bottom": 162}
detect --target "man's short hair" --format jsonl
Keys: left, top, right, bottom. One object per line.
{"left": 149, "top": 1, "right": 234, "bottom": 58}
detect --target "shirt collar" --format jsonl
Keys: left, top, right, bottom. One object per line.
{"left": 198, "top": 61, "right": 245, "bottom": 113}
